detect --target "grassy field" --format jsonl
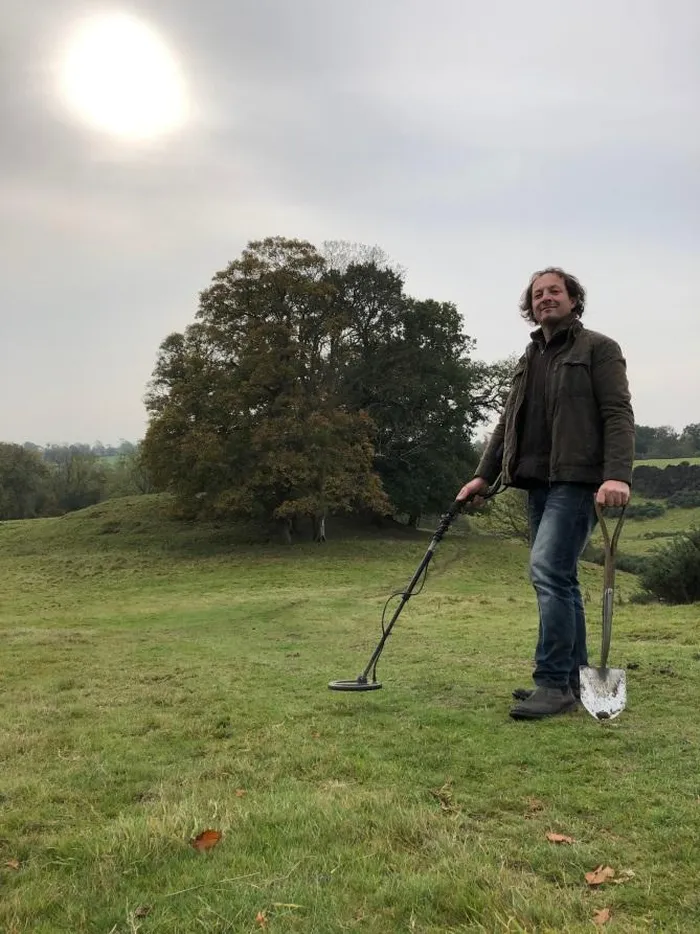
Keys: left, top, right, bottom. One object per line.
{"left": 634, "top": 457, "right": 700, "bottom": 468}
{"left": 598, "top": 505, "right": 700, "bottom": 556}
{"left": 1, "top": 496, "right": 699, "bottom": 933}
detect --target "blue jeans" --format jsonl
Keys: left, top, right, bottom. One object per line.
{"left": 527, "top": 483, "right": 598, "bottom": 690}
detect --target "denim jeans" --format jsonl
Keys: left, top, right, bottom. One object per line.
{"left": 527, "top": 483, "right": 598, "bottom": 690}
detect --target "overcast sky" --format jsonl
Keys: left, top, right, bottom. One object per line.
{"left": 1, "top": 0, "right": 698, "bottom": 445}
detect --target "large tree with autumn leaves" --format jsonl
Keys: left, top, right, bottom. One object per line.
{"left": 142, "top": 237, "right": 508, "bottom": 540}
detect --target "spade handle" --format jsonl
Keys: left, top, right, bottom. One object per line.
{"left": 594, "top": 499, "right": 626, "bottom": 669}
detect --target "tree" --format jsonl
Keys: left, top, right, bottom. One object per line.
{"left": 104, "top": 445, "right": 155, "bottom": 498}
{"left": 331, "top": 261, "right": 505, "bottom": 522}
{"left": 470, "top": 353, "right": 520, "bottom": 413}
{"left": 634, "top": 424, "right": 685, "bottom": 459}
{"left": 680, "top": 423, "right": 700, "bottom": 456}
{"left": 633, "top": 424, "right": 658, "bottom": 459}
{"left": 321, "top": 239, "right": 404, "bottom": 278}
{"left": 44, "top": 443, "right": 92, "bottom": 463}
{"left": 142, "top": 237, "right": 389, "bottom": 540}
{"left": 0, "top": 443, "right": 50, "bottom": 519}
{"left": 45, "top": 446, "right": 107, "bottom": 512}
{"left": 143, "top": 236, "right": 515, "bottom": 535}
{"left": 479, "top": 488, "right": 530, "bottom": 542}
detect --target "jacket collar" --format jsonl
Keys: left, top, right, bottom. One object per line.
{"left": 529, "top": 314, "right": 582, "bottom": 351}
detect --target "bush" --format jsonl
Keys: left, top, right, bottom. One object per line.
{"left": 632, "top": 463, "right": 700, "bottom": 498}
{"left": 628, "top": 590, "right": 660, "bottom": 605}
{"left": 637, "top": 528, "right": 700, "bottom": 604}
{"left": 581, "top": 544, "right": 648, "bottom": 576}
{"left": 617, "top": 553, "right": 649, "bottom": 575}
{"left": 667, "top": 491, "right": 700, "bottom": 509}
{"left": 605, "top": 501, "right": 666, "bottom": 519}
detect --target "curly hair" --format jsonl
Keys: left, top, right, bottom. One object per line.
{"left": 519, "top": 267, "right": 586, "bottom": 325}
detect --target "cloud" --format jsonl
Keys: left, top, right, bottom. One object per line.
{"left": 0, "top": 0, "right": 698, "bottom": 441}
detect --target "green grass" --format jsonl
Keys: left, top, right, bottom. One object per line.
{"left": 1, "top": 496, "right": 699, "bottom": 933}
{"left": 588, "top": 504, "right": 700, "bottom": 557}
{"left": 634, "top": 457, "right": 700, "bottom": 468}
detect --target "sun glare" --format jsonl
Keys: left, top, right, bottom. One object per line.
{"left": 59, "top": 12, "right": 187, "bottom": 140}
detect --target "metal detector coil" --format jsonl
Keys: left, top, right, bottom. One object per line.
{"left": 329, "top": 484, "right": 500, "bottom": 692}
{"left": 328, "top": 678, "right": 383, "bottom": 692}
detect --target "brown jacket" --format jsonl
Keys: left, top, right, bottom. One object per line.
{"left": 475, "top": 319, "right": 635, "bottom": 487}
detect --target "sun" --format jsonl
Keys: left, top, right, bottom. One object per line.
{"left": 58, "top": 12, "right": 188, "bottom": 141}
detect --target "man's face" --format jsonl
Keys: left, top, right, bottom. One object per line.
{"left": 531, "top": 273, "right": 576, "bottom": 327}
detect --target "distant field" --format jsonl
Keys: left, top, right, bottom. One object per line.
{"left": 590, "top": 505, "right": 700, "bottom": 556}
{"left": 634, "top": 456, "right": 700, "bottom": 468}
{"left": 468, "top": 487, "right": 700, "bottom": 558}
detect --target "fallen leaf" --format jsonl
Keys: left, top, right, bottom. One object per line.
{"left": 585, "top": 865, "right": 616, "bottom": 886}
{"left": 255, "top": 910, "right": 268, "bottom": 928}
{"left": 546, "top": 832, "right": 574, "bottom": 844}
{"left": 133, "top": 906, "right": 151, "bottom": 918}
{"left": 190, "top": 829, "right": 222, "bottom": 852}
{"left": 613, "top": 869, "right": 636, "bottom": 884}
{"left": 593, "top": 907, "right": 612, "bottom": 926}
{"left": 4, "top": 859, "right": 20, "bottom": 870}
{"left": 235, "top": 789, "right": 247, "bottom": 798}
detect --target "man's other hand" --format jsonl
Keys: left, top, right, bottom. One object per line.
{"left": 456, "top": 476, "right": 490, "bottom": 505}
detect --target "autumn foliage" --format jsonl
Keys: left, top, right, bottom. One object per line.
{"left": 142, "top": 237, "right": 508, "bottom": 538}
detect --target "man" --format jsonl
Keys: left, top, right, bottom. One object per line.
{"left": 458, "top": 268, "right": 634, "bottom": 720}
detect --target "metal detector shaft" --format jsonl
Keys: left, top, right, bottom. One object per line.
{"left": 330, "top": 482, "right": 502, "bottom": 691}
{"left": 355, "top": 499, "right": 463, "bottom": 683}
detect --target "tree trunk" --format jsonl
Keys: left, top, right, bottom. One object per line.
{"left": 280, "top": 518, "right": 293, "bottom": 545}
{"left": 312, "top": 514, "right": 327, "bottom": 543}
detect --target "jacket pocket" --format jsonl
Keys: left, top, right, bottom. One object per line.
{"left": 557, "top": 360, "right": 593, "bottom": 398}
{"left": 551, "top": 392, "right": 603, "bottom": 469}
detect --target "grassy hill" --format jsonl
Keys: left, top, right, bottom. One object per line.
{"left": 1, "top": 495, "right": 699, "bottom": 933}
{"left": 597, "top": 504, "right": 700, "bottom": 556}
{"left": 634, "top": 456, "right": 700, "bottom": 468}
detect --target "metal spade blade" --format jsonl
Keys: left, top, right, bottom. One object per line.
{"left": 579, "top": 659, "right": 627, "bottom": 720}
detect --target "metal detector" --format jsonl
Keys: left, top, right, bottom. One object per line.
{"left": 329, "top": 486, "right": 499, "bottom": 692}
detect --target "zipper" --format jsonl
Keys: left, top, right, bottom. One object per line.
{"left": 544, "top": 336, "right": 574, "bottom": 484}
{"left": 504, "top": 352, "right": 531, "bottom": 481}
